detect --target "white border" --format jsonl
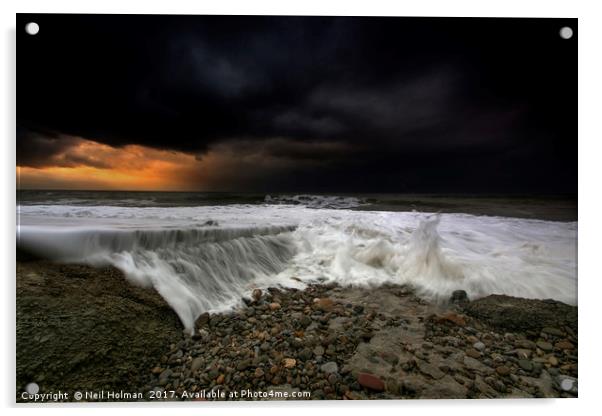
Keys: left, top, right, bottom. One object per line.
{"left": 2, "top": 1, "right": 601, "bottom": 415}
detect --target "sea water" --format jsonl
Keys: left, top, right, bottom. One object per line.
{"left": 17, "top": 192, "right": 577, "bottom": 333}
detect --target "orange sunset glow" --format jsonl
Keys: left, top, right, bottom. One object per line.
{"left": 17, "top": 138, "right": 204, "bottom": 191}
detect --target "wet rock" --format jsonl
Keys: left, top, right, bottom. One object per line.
{"left": 357, "top": 372, "right": 385, "bottom": 392}
{"left": 313, "top": 298, "right": 335, "bottom": 312}
{"left": 320, "top": 361, "right": 338, "bottom": 374}
{"left": 465, "top": 295, "right": 577, "bottom": 333}
{"left": 313, "top": 345, "right": 325, "bottom": 357}
{"left": 252, "top": 288, "right": 263, "bottom": 302}
{"left": 450, "top": 290, "right": 469, "bottom": 306}
{"left": 536, "top": 341, "right": 553, "bottom": 352}
{"left": 473, "top": 341, "right": 486, "bottom": 351}
{"left": 518, "top": 359, "right": 533, "bottom": 372}
{"left": 283, "top": 358, "right": 296, "bottom": 368}
{"left": 190, "top": 357, "right": 204, "bottom": 373}
{"left": 433, "top": 312, "right": 466, "bottom": 326}
{"left": 417, "top": 361, "right": 445, "bottom": 380}
{"left": 495, "top": 365, "right": 511, "bottom": 376}
{"left": 465, "top": 348, "right": 481, "bottom": 359}
{"left": 555, "top": 340, "right": 575, "bottom": 350}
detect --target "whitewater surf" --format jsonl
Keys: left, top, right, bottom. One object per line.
{"left": 17, "top": 202, "right": 577, "bottom": 333}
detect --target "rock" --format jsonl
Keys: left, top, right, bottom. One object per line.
{"left": 357, "top": 372, "right": 385, "bottom": 392}
{"left": 547, "top": 355, "right": 559, "bottom": 366}
{"left": 541, "top": 327, "right": 564, "bottom": 337}
{"left": 252, "top": 288, "right": 263, "bottom": 301}
{"left": 313, "top": 298, "right": 335, "bottom": 312}
{"left": 514, "top": 348, "right": 532, "bottom": 359}
{"left": 518, "top": 359, "right": 533, "bottom": 372}
{"left": 555, "top": 340, "right": 574, "bottom": 350}
{"left": 299, "top": 348, "right": 312, "bottom": 361}
{"left": 283, "top": 358, "right": 296, "bottom": 368}
{"left": 465, "top": 348, "right": 481, "bottom": 359}
{"left": 420, "top": 375, "right": 468, "bottom": 399}
{"left": 401, "top": 375, "right": 428, "bottom": 395}
{"left": 473, "top": 341, "right": 486, "bottom": 351}
{"left": 463, "top": 356, "right": 492, "bottom": 373}
{"left": 269, "top": 302, "right": 281, "bottom": 311}
{"left": 195, "top": 312, "right": 210, "bottom": 327}
{"left": 417, "top": 361, "right": 445, "bottom": 380}
{"left": 433, "top": 312, "right": 466, "bottom": 326}
{"left": 254, "top": 368, "right": 265, "bottom": 378}
{"left": 536, "top": 341, "right": 553, "bottom": 352}
{"left": 216, "top": 374, "right": 225, "bottom": 384}
{"left": 236, "top": 359, "right": 251, "bottom": 371}
{"left": 495, "top": 366, "right": 511, "bottom": 376}
{"left": 159, "top": 368, "right": 172, "bottom": 381}
{"left": 320, "top": 361, "right": 338, "bottom": 374}
{"left": 313, "top": 345, "right": 325, "bottom": 356}
{"left": 151, "top": 366, "right": 163, "bottom": 375}
{"left": 190, "top": 357, "right": 204, "bottom": 372}
{"left": 465, "top": 295, "right": 577, "bottom": 333}
{"left": 450, "top": 290, "right": 469, "bottom": 306}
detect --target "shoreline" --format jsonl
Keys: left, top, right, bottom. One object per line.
{"left": 16, "top": 260, "right": 577, "bottom": 401}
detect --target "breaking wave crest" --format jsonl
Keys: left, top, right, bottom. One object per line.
{"left": 264, "top": 194, "right": 366, "bottom": 209}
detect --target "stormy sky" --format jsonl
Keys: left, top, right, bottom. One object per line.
{"left": 17, "top": 14, "right": 577, "bottom": 193}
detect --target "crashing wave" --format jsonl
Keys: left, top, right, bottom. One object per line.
{"left": 264, "top": 194, "right": 366, "bottom": 209}
{"left": 17, "top": 205, "right": 577, "bottom": 333}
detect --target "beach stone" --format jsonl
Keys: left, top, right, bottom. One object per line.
{"left": 313, "top": 298, "right": 335, "bottom": 312}
{"left": 450, "top": 290, "right": 469, "bottom": 306}
{"left": 541, "top": 327, "right": 564, "bottom": 337}
{"left": 320, "top": 361, "right": 338, "bottom": 374}
{"left": 518, "top": 359, "right": 533, "bottom": 372}
{"left": 283, "top": 358, "right": 296, "bottom": 368}
{"left": 536, "top": 341, "right": 553, "bottom": 352}
{"left": 433, "top": 312, "right": 466, "bottom": 326}
{"left": 473, "top": 341, "right": 486, "bottom": 351}
{"left": 237, "top": 359, "right": 251, "bottom": 371}
{"left": 269, "top": 302, "right": 281, "bottom": 311}
{"left": 420, "top": 375, "right": 468, "bottom": 399}
{"left": 190, "top": 357, "right": 204, "bottom": 372}
{"left": 254, "top": 368, "right": 265, "bottom": 378}
{"left": 515, "top": 348, "right": 532, "bottom": 359}
{"left": 299, "top": 348, "right": 312, "bottom": 361}
{"left": 555, "top": 340, "right": 574, "bottom": 350}
{"left": 159, "top": 369, "right": 172, "bottom": 379}
{"left": 252, "top": 288, "right": 263, "bottom": 301}
{"left": 466, "top": 348, "right": 481, "bottom": 359}
{"left": 417, "top": 361, "right": 445, "bottom": 380}
{"left": 195, "top": 312, "right": 210, "bottom": 327}
{"left": 495, "top": 366, "right": 511, "bottom": 376}
{"left": 313, "top": 346, "right": 325, "bottom": 357}
{"left": 357, "top": 372, "right": 385, "bottom": 392}
{"left": 216, "top": 374, "right": 225, "bottom": 384}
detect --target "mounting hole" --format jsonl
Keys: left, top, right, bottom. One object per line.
{"left": 25, "top": 22, "right": 39, "bottom": 36}
{"left": 559, "top": 26, "right": 573, "bottom": 40}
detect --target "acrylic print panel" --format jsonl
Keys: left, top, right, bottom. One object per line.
{"left": 16, "top": 14, "right": 577, "bottom": 402}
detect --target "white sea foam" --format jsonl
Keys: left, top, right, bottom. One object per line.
{"left": 17, "top": 204, "right": 577, "bottom": 333}
{"left": 264, "top": 194, "right": 366, "bottom": 209}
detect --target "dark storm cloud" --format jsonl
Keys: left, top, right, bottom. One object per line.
{"left": 17, "top": 14, "right": 577, "bottom": 193}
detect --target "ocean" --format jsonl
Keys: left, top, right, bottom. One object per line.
{"left": 17, "top": 191, "right": 577, "bottom": 333}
